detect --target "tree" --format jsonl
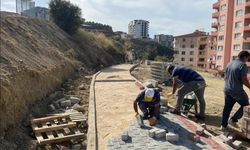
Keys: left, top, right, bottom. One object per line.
{"left": 49, "top": 0, "right": 83, "bottom": 34}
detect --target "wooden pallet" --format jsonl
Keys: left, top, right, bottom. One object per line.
{"left": 31, "top": 114, "right": 85, "bottom": 145}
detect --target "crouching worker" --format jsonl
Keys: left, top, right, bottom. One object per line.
{"left": 134, "top": 88, "right": 161, "bottom": 120}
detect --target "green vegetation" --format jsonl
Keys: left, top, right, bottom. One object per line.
{"left": 84, "top": 21, "right": 113, "bottom": 32}
{"left": 49, "top": 0, "right": 83, "bottom": 34}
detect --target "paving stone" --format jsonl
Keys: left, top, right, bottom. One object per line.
{"left": 231, "top": 140, "right": 242, "bottom": 149}
{"left": 121, "top": 131, "right": 129, "bottom": 141}
{"left": 218, "top": 134, "right": 232, "bottom": 144}
{"left": 148, "top": 128, "right": 158, "bottom": 138}
{"left": 166, "top": 132, "right": 179, "bottom": 142}
{"left": 155, "top": 129, "right": 166, "bottom": 139}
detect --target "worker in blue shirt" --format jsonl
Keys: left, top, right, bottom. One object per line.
{"left": 167, "top": 65, "right": 206, "bottom": 120}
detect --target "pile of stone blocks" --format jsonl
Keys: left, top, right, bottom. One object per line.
{"left": 242, "top": 105, "right": 250, "bottom": 139}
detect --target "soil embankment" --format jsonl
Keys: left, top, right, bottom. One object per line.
{"left": 0, "top": 11, "right": 124, "bottom": 141}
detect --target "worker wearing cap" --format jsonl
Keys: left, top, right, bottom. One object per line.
{"left": 167, "top": 65, "right": 206, "bottom": 120}
{"left": 133, "top": 88, "right": 161, "bottom": 119}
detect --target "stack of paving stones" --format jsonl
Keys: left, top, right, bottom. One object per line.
{"left": 242, "top": 105, "right": 250, "bottom": 139}
{"left": 107, "top": 112, "right": 212, "bottom": 150}
{"left": 150, "top": 62, "right": 169, "bottom": 83}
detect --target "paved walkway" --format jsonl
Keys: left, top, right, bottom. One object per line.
{"left": 93, "top": 64, "right": 231, "bottom": 150}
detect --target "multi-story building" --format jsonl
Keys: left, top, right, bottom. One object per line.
{"left": 22, "top": 7, "right": 49, "bottom": 20}
{"left": 16, "top": 0, "right": 35, "bottom": 14}
{"left": 154, "top": 34, "right": 174, "bottom": 48}
{"left": 212, "top": 0, "right": 250, "bottom": 71}
{"left": 173, "top": 30, "right": 212, "bottom": 71}
{"left": 128, "top": 20, "right": 149, "bottom": 39}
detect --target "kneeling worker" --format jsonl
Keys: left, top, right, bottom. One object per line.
{"left": 134, "top": 88, "right": 161, "bottom": 120}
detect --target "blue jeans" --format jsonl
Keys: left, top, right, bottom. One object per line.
{"left": 221, "top": 91, "right": 249, "bottom": 127}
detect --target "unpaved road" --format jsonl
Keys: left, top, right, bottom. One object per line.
{"left": 94, "top": 64, "right": 140, "bottom": 149}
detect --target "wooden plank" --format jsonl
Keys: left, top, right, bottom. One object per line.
{"left": 34, "top": 122, "right": 76, "bottom": 133}
{"left": 71, "top": 119, "right": 87, "bottom": 122}
{"left": 51, "top": 120, "right": 64, "bottom": 138}
{"left": 31, "top": 114, "right": 69, "bottom": 124}
{"left": 47, "top": 132, "right": 54, "bottom": 139}
{"left": 39, "top": 133, "right": 85, "bottom": 145}
{"left": 35, "top": 133, "right": 44, "bottom": 144}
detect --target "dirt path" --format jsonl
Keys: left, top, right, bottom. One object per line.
{"left": 94, "top": 64, "right": 140, "bottom": 149}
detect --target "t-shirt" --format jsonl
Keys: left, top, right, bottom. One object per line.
{"left": 224, "top": 59, "right": 248, "bottom": 94}
{"left": 135, "top": 89, "right": 160, "bottom": 104}
{"left": 172, "top": 67, "right": 203, "bottom": 83}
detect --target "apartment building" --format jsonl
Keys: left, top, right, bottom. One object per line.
{"left": 212, "top": 0, "right": 250, "bottom": 71}
{"left": 154, "top": 34, "right": 174, "bottom": 48}
{"left": 173, "top": 30, "right": 211, "bottom": 71}
{"left": 16, "top": 0, "right": 35, "bottom": 14}
{"left": 128, "top": 20, "right": 149, "bottom": 39}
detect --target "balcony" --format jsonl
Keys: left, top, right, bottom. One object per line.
{"left": 211, "top": 31, "right": 218, "bottom": 37}
{"left": 244, "top": 37, "right": 250, "bottom": 43}
{"left": 246, "top": 0, "right": 250, "bottom": 7}
{"left": 212, "top": 12, "right": 220, "bottom": 18}
{"left": 213, "top": 2, "right": 220, "bottom": 9}
{"left": 245, "top": 25, "right": 250, "bottom": 31}
{"left": 245, "top": 13, "right": 250, "bottom": 19}
{"left": 212, "top": 22, "right": 219, "bottom": 28}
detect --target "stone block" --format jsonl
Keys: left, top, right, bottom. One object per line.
{"left": 148, "top": 128, "right": 158, "bottom": 138}
{"left": 49, "top": 104, "right": 55, "bottom": 111}
{"left": 121, "top": 132, "right": 129, "bottom": 141}
{"left": 231, "top": 140, "right": 242, "bottom": 149}
{"left": 195, "top": 127, "right": 205, "bottom": 136}
{"left": 166, "top": 132, "right": 179, "bottom": 142}
{"left": 201, "top": 123, "right": 207, "bottom": 129}
{"left": 60, "top": 100, "right": 72, "bottom": 107}
{"left": 70, "top": 96, "right": 81, "bottom": 105}
{"left": 155, "top": 129, "right": 166, "bottom": 139}
{"left": 218, "top": 134, "right": 232, "bottom": 144}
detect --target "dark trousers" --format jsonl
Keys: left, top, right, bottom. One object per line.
{"left": 139, "top": 102, "right": 160, "bottom": 118}
{"left": 221, "top": 91, "right": 249, "bottom": 127}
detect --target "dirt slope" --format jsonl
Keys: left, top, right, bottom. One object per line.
{"left": 0, "top": 12, "right": 124, "bottom": 133}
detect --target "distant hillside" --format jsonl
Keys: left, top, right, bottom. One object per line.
{"left": 0, "top": 12, "right": 124, "bottom": 132}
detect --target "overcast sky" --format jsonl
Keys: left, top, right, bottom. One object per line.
{"left": 1, "top": 0, "right": 217, "bottom": 37}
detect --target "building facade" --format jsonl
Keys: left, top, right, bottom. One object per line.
{"left": 173, "top": 30, "right": 212, "bottom": 71}
{"left": 154, "top": 34, "right": 174, "bottom": 48}
{"left": 212, "top": 0, "right": 250, "bottom": 71}
{"left": 128, "top": 20, "right": 149, "bottom": 39}
{"left": 22, "top": 7, "right": 49, "bottom": 20}
{"left": 16, "top": 0, "right": 35, "bottom": 14}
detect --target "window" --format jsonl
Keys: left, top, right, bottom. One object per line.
{"left": 236, "top": 0, "right": 243, "bottom": 5}
{"left": 182, "top": 45, "right": 186, "bottom": 48}
{"left": 233, "top": 44, "right": 241, "bottom": 50}
{"left": 182, "top": 38, "right": 186, "bottom": 42}
{"left": 220, "top": 4, "right": 226, "bottom": 11}
{"left": 217, "top": 56, "right": 222, "bottom": 60}
{"left": 218, "top": 35, "right": 224, "bottom": 41}
{"left": 219, "top": 15, "right": 226, "bottom": 21}
{"left": 218, "top": 45, "right": 223, "bottom": 51}
{"left": 190, "top": 44, "right": 194, "bottom": 48}
{"left": 190, "top": 51, "right": 194, "bottom": 55}
{"left": 236, "top": 10, "right": 243, "bottom": 17}
{"left": 219, "top": 25, "right": 225, "bottom": 31}
{"left": 234, "top": 33, "right": 241, "bottom": 39}
{"left": 190, "top": 58, "right": 194, "bottom": 62}
{"left": 181, "top": 58, "right": 185, "bottom": 61}
{"left": 235, "top": 21, "right": 242, "bottom": 29}
{"left": 199, "top": 58, "right": 205, "bottom": 62}
{"left": 181, "top": 51, "right": 186, "bottom": 55}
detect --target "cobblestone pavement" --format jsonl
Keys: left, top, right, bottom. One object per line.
{"left": 107, "top": 111, "right": 214, "bottom": 150}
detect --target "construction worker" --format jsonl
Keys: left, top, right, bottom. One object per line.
{"left": 134, "top": 88, "right": 160, "bottom": 120}
{"left": 167, "top": 65, "right": 206, "bottom": 120}
{"left": 221, "top": 51, "right": 250, "bottom": 130}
